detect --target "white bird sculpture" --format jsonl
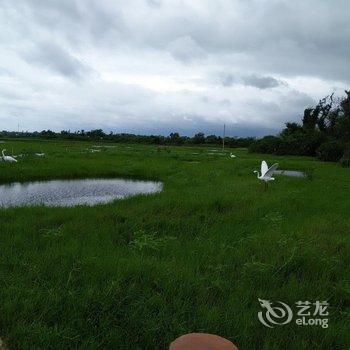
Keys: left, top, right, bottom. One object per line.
{"left": 2, "top": 149, "right": 17, "bottom": 162}
{"left": 230, "top": 152, "right": 236, "bottom": 158}
{"left": 254, "top": 160, "right": 279, "bottom": 190}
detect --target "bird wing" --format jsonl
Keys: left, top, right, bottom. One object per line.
{"left": 261, "top": 161, "right": 268, "bottom": 176}
{"left": 264, "top": 163, "right": 279, "bottom": 178}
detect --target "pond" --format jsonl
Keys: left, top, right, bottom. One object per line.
{"left": 0, "top": 178, "right": 162, "bottom": 208}
{"left": 274, "top": 170, "right": 306, "bottom": 177}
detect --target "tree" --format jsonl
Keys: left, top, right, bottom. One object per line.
{"left": 205, "top": 135, "right": 219, "bottom": 144}
{"left": 249, "top": 91, "right": 350, "bottom": 165}
{"left": 193, "top": 132, "right": 205, "bottom": 144}
{"left": 87, "top": 129, "right": 105, "bottom": 139}
{"left": 281, "top": 122, "right": 302, "bottom": 137}
{"left": 302, "top": 108, "right": 318, "bottom": 130}
{"left": 39, "top": 130, "right": 56, "bottom": 139}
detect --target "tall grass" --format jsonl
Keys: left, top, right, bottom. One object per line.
{"left": 0, "top": 139, "right": 349, "bottom": 349}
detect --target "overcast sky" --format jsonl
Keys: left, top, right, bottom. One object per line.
{"left": 0, "top": 0, "right": 349, "bottom": 136}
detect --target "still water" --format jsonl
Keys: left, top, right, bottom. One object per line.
{"left": 0, "top": 178, "right": 162, "bottom": 208}
{"left": 274, "top": 170, "right": 306, "bottom": 177}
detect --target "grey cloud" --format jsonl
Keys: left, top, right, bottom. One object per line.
{"left": 0, "top": 67, "right": 13, "bottom": 77}
{"left": 8, "top": 1, "right": 350, "bottom": 82}
{"left": 0, "top": 89, "right": 26, "bottom": 101}
{"left": 126, "top": 1, "right": 350, "bottom": 83}
{"left": 0, "top": 0, "right": 349, "bottom": 136}
{"left": 246, "top": 90, "right": 315, "bottom": 126}
{"left": 146, "top": 0, "right": 162, "bottom": 8}
{"left": 21, "top": 42, "right": 90, "bottom": 79}
{"left": 167, "top": 36, "right": 206, "bottom": 63}
{"left": 24, "top": 0, "right": 82, "bottom": 21}
{"left": 9, "top": 0, "right": 126, "bottom": 47}
{"left": 7, "top": 0, "right": 350, "bottom": 82}
{"left": 221, "top": 74, "right": 235, "bottom": 87}
{"left": 219, "top": 73, "right": 286, "bottom": 89}
{"left": 242, "top": 75, "right": 286, "bottom": 89}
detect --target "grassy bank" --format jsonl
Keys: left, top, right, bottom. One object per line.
{"left": 0, "top": 139, "right": 349, "bottom": 349}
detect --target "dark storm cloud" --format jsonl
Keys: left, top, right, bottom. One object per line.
{"left": 0, "top": 0, "right": 349, "bottom": 135}
{"left": 21, "top": 42, "right": 90, "bottom": 79}
{"left": 118, "top": 0, "right": 350, "bottom": 83}
{"left": 11, "top": 0, "right": 126, "bottom": 47}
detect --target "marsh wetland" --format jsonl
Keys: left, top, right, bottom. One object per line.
{"left": 0, "top": 139, "right": 349, "bottom": 349}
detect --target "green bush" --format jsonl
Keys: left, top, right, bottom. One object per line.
{"left": 249, "top": 131, "right": 325, "bottom": 157}
{"left": 316, "top": 141, "right": 344, "bottom": 162}
{"left": 339, "top": 149, "right": 350, "bottom": 167}
{"left": 248, "top": 136, "right": 282, "bottom": 154}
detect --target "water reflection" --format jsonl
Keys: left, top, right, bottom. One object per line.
{"left": 0, "top": 178, "right": 162, "bottom": 208}
{"left": 274, "top": 170, "right": 306, "bottom": 177}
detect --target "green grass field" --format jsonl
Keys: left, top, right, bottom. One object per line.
{"left": 0, "top": 139, "right": 349, "bottom": 349}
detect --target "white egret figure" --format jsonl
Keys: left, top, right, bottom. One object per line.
{"left": 2, "top": 149, "right": 17, "bottom": 162}
{"left": 230, "top": 152, "right": 236, "bottom": 158}
{"left": 254, "top": 160, "right": 279, "bottom": 190}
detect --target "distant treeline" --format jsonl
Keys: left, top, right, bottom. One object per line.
{"left": 249, "top": 90, "right": 350, "bottom": 167}
{"left": 0, "top": 129, "right": 255, "bottom": 148}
